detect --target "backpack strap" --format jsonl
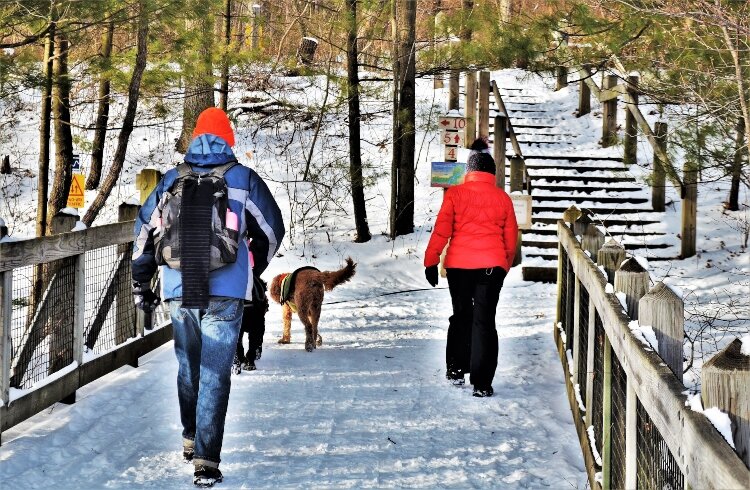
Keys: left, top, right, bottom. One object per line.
{"left": 210, "top": 160, "right": 239, "bottom": 179}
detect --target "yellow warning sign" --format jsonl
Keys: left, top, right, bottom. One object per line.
{"left": 67, "top": 173, "right": 86, "bottom": 208}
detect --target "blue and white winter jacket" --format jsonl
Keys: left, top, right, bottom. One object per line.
{"left": 132, "top": 134, "right": 285, "bottom": 301}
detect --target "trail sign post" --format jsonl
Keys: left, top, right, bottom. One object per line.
{"left": 67, "top": 174, "right": 86, "bottom": 208}
{"left": 439, "top": 113, "right": 465, "bottom": 163}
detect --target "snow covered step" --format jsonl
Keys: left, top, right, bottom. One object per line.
{"left": 532, "top": 204, "right": 654, "bottom": 216}
{"left": 532, "top": 215, "right": 663, "bottom": 227}
{"left": 526, "top": 167, "right": 632, "bottom": 178}
{"left": 522, "top": 158, "right": 630, "bottom": 170}
{"left": 521, "top": 234, "right": 677, "bottom": 250}
{"left": 531, "top": 182, "right": 643, "bottom": 193}
{"left": 527, "top": 222, "right": 669, "bottom": 237}
{"left": 530, "top": 194, "right": 650, "bottom": 205}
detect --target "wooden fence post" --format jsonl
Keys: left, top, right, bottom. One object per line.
{"left": 117, "top": 204, "right": 139, "bottom": 354}
{"left": 582, "top": 224, "right": 605, "bottom": 260}
{"left": 578, "top": 65, "right": 591, "bottom": 117}
{"left": 465, "top": 71, "right": 477, "bottom": 147}
{"left": 509, "top": 157, "right": 524, "bottom": 193}
{"left": 297, "top": 37, "right": 318, "bottom": 66}
{"left": 638, "top": 282, "right": 684, "bottom": 383}
{"left": 573, "top": 211, "right": 592, "bottom": 238}
{"left": 624, "top": 74, "right": 638, "bottom": 166}
{"left": 494, "top": 114, "right": 507, "bottom": 190}
{"left": 701, "top": 338, "right": 750, "bottom": 468}
{"left": 601, "top": 335, "right": 613, "bottom": 489}
{"left": 563, "top": 205, "right": 582, "bottom": 227}
{"left": 681, "top": 161, "right": 698, "bottom": 258}
{"left": 510, "top": 156, "right": 525, "bottom": 266}
{"left": 478, "top": 71, "right": 490, "bottom": 139}
{"left": 614, "top": 257, "right": 650, "bottom": 320}
{"left": 0, "top": 267, "right": 11, "bottom": 423}
{"left": 602, "top": 74, "right": 618, "bottom": 147}
{"left": 135, "top": 169, "right": 162, "bottom": 205}
{"left": 448, "top": 70, "right": 459, "bottom": 110}
{"left": 556, "top": 66, "right": 568, "bottom": 91}
{"left": 597, "top": 239, "right": 626, "bottom": 285}
{"left": 0, "top": 155, "right": 9, "bottom": 174}
{"left": 48, "top": 213, "right": 77, "bottom": 403}
{"left": 625, "top": 378, "right": 638, "bottom": 489}
{"left": 653, "top": 121, "right": 667, "bottom": 212}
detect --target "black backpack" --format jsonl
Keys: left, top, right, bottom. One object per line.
{"left": 154, "top": 161, "right": 241, "bottom": 271}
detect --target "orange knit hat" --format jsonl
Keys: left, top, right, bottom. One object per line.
{"left": 192, "top": 107, "right": 235, "bottom": 147}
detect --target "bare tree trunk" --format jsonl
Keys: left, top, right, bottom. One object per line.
{"left": 36, "top": 19, "right": 55, "bottom": 238}
{"left": 389, "top": 0, "right": 401, "bottom": 239}
{"left": 346, "top": 0, "right": 370, "bottom": 243}
{"left": 86, "top": 20, "right": 115, "bottom": 190}
{"left": 176, "top": 13, "right": 215, "bottom": 153}
{"left": 83, "top": 0, "right": 149, "bottom": 226}
{"left": 394, "top": 0, "right": 416, "bottom": 237}
{"left": 728, "top": 117, "right": 744, "bottom": 211}
{"left": 47, "top": 34, "right": 73, "bottom": 230}
{"left": 722, "top": 26, "right": 750, "bottom": 158}
{"left": 218, "top": 0, "right": 231, "bottom": 111}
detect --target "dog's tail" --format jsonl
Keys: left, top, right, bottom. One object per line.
{"left": 318, "top": 257, "right": 356, "bottom": 291}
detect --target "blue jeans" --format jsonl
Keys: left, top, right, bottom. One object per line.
{"left": 170, "top": 297, "right": 243, "bottom": 467}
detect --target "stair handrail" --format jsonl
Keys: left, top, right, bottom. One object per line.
{"left": 490, "top": 79, "right": 531, "bottom": 194}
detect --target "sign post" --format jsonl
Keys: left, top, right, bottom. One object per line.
{"left": 439, "top": 113, "right": 466, "bottom": 163}
{"left": 510, "top": 193, "right": 533, "bottom": 267}
{"left": 66, "top": 174, "right": 86, "bottom": 209}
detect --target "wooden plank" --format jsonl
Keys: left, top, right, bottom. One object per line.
{"left": 0, "top": 221, "right": 134, "bottom": 272}
{"left": 559, "top": 222, "right": 750, "bottom": 489}
{"left": 555, "top": 324, "right": 600, "bottom": 489}
{"left": 602, "top": 335, "right": 612, "bottom": 490}
{"left": 625, "top": 379, "right": 637, "bottom": 489}
{"left": 491, "top": 80, "right": 524, "bottom": 157}
{"left": 478, "top": 71, "right": 490, "bottom": 138}
{"left": 0, "top": 270, "right": 11, "bottom": 407}
{"left": 465, "top": 72, "right": 477, "bottom": 147}
{"left": 73, "top": 254, "right": 84, "bottom": 365}
{"left": 585, "top": 300, "right": 595, "bottom": 428}
{"left": 1, "top": 324, "right": 172, "bottom": 433}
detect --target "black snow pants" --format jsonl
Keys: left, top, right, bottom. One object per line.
{"left": 445, "top": 267, "right": 507, "bottom": 389}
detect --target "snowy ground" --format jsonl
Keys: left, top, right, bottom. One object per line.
{"left": 0, "top": 65, "right": 747, "bottom": 487}
{"left": 0, "top": 261, "right": 587, "bottom": 488}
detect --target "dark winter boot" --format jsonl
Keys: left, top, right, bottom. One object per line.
{"left": 194, "top": 465, "right": 223, "bottom": 487}
{"left": 446, "top": 370, "right": 465, "bottom": 386}
{"left": 472, "top": 386, "right": 494, "bottom": 398}
{"left": 241, "top": 358, "right": 256, "bottom": 371}
{"left": 183, "top": 439, "right": 195, "bottom": 462}
{"left": 231, "top": 354, "right": 242, "bottom": 375}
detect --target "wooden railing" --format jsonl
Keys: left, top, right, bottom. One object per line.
{"left": 556, "top": 215, "right": 749, "bottom": 489}
{"left": 0, "top": 217, "right": 171, "bottom": 441}
{"left": 569, "top": 61, "right": 698, "bottom": 259}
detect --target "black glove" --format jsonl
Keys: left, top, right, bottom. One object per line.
{"left": 425, "top": 265, "right": 439, "bottom": 287}
{"left": 133, "top": 281, "right": 160, "bottom": 311}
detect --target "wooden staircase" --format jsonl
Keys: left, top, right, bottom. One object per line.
{"left": 477, "top": 71, "right": 680, "bottom": 282}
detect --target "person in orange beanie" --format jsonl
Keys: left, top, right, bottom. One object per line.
{"left": 133, "top": 107, "right": 284, "bottom": 487}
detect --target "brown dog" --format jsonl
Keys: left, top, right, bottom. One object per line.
{"left": 269, "top": 258, "right": 356, "bottom": 351}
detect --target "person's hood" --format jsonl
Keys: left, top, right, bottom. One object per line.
{"left": 184, "top": 134, "right": 237, "bottom": 166}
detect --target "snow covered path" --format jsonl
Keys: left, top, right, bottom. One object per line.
{"left": 0, "top": 263, "right": 585, "bottom": 489}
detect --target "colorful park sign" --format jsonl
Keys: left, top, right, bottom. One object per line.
{"left": 431, "top": 162, "right": 466, "bottom": 188}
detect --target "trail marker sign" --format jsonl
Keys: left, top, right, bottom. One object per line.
{"left": 67, "top": 173, "right": 86, "bottom": 208}
{"left": 510, "top": 194, "right": 532, "bottom": 230}
{"left": 438, "top": 116, "right": 466, "bottom": 131}
{"left": 441, "top": 130, "right": 465, "bottom": 147}
{"left": 444, "top": 146, "right": 458, "bottom": 162}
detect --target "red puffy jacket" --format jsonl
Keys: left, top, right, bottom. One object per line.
{"left": 424, "top": 171, "right": 519, "bottom": 271}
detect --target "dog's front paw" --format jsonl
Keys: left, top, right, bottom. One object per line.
{"left": 278, "top": 337, "right": 290, "bottom": 344}
{"left": 305, "top": 342, "right": 314, "bottom": 352}
{"left": 316, "top": 334, "right": 322, "bottom": 347}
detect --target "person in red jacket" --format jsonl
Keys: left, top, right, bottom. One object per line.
{"left": 424, "top": 138, "right": 519, "bottom": 397}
